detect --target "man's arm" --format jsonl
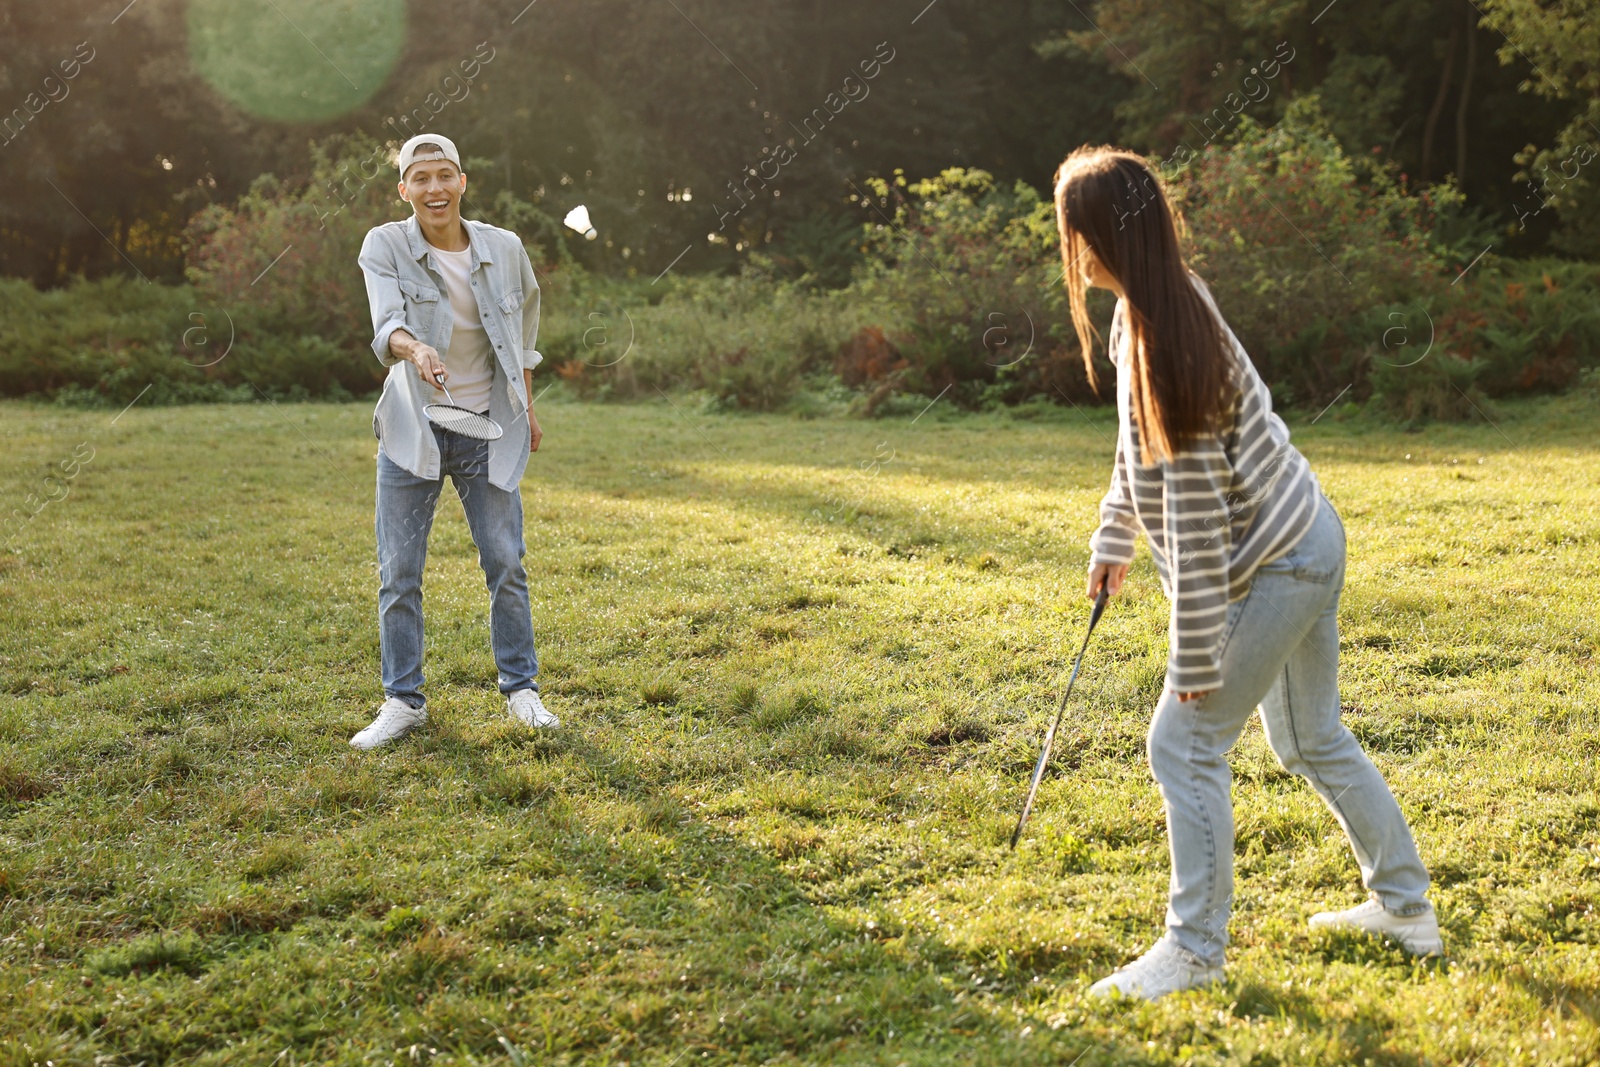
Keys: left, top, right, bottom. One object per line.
{"left": 388, "top": 328, "right": 447, "bottom": 385}
{"left": 518, "top": 242, "right": 542, "bottom": 372}
{"left": 524, "top": 367, "right": 541, "bottom": 452}
{"left": 357, "top": 230, "right": 448, "bottom": 383}
{"left": 358, "top": 229, "right": 411, "bottom": 369}
{"left": 518, "top": 241, "right": 543, "bottom": 452}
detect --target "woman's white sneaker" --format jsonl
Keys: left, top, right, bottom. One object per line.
{"left": 1088, "top": 936, "right": 1224, "bottom": 1001}
{"left": 1308, "top": 899, "right": 1444, "bottom": 956}
{"left": 350, "top": 697, "right": 427, "bottom": 750}
{"left": 507, "top": 688, "right": 559, "bottom": 728}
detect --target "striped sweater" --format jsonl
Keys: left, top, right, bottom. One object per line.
{"left": 1088, "top": 275, "right": 1321, "bottom": 692}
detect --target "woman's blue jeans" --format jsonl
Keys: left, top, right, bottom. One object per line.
{"left": 1149, "top": 492, "right": 1431, "bottom": 966}
{"left": 375, "top": 426, "right": 539, "bottom": 708}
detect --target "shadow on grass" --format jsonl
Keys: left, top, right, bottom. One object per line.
{"left": 370, "top": 722, "right": 1133, "bottom": 1062}
{"left": 1, "top": 713, "right": 1136, "bottom": 1066}
{"left": 1510, "top": 972, "right": 1600, "bottom": 1028}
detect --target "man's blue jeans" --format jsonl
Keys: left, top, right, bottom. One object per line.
{"left": 375, "top": 425, "right": 538, "bottom": 708}
{"left": 1148, "top": 492, "right": 1432, "bottom": 966}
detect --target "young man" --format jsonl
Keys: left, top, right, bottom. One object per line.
{"left": 352, "top": 133, "right": 556, "bottom": 750}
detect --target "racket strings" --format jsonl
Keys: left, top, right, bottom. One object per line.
{"left": 423, "top": 403, "right": 503, "bottom": 441}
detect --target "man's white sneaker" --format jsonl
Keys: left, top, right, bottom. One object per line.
{"left": 1309, "top": 899, "right": 1444, "bottom": 956}
{"left": 350, "top": 697, "right": 426, "bottom": 750}
{"left": 507, "top": 688, "right": 559, "bottom": 728}
{"left": 1088, "top": 936, "right": 1224, "bottom": 1001}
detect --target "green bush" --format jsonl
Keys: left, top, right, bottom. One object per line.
{"left": 4, "top": 116, "right": 1596, "bottom": 423}
{"left": 0, "top": 274, "right": 207, "bottom": 403}
{"left": 1448, "top": 258, "right": 1600, "bottom": 395}
{"left": 0, "top": 135, "right": 403, "bottom": 405}
{"left": 847, "top": 167, "right": 1104, "bottom": 410}
{"left": 1, "top": 134, "right": 569, "bottom": 405}
{"left": 527, "top": 269, "right": 657, "bottom": 389}
{"left": 1360, "top": 257, "right": 1600, "bottom": 421}
{"left": 549, "top": 269, "right": 860, "bottom": 411}
{"left": 822, "top": 101, "right": 1501, "bottom": 418}
{"left": 1368, "top": 350, "right": 1490, "bottom": 424}
{"left": 181, "top": 133, "right": 415, "bottom": 399}
{"left": 1165, "top": 96, "right": 1461, "bottom": 409}
{"left": 827, "top": 98, "right": 1597, "bottom": 423}
{"left": 183, "top": 133, "right": 565, "bottom": 400}
{"left": 0, "top": 270, "right": 368, "bottom": 406}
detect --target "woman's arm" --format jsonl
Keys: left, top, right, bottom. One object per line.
{"left": 1087, "top": 301, "right": 1139, "bottom": 597}
{"left": 1087, "top": 434, "right": 1140, "bottom": 589}
{"left": 1161, "top": 442, "right": 1233, "bottom": 696}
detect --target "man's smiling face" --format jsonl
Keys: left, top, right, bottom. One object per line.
{"left": 399, "top": 150, "right": 466, "bottom": 224}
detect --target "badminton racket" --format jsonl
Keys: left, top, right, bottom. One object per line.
{"left": 423, "top": 370, "right": 503, "bottom": 441}
{"left": 1009, "top": 582, "right": 1111, "bottom": 849}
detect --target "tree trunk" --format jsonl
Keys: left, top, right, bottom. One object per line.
{"left": 1455, "top": 1, "right": 1478, "bottom": 184}
{"left": 1420, "top": 16, "right": 1459, "bottom": 182}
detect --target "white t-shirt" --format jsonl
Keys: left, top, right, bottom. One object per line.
{"left": 430, "top": 244, "right": 495, "bottom": 414}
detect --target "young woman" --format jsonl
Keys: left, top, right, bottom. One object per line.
{"left": 1053, "top": 146, "right": 1439, "bottom": 1001}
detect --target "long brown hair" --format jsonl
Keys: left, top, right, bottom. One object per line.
{"left": 1053, "top": 146, "right": 1233, "bottom": 464}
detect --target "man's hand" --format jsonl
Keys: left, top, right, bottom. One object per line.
{"left": 388, "top": 329, "right": 447, "bottom": 387}
{"left": 1174, "top": 690, "right": 1212, "bottom": 702}
{"left": 411, "top": 344, "right": 447, "bottom": 388}
{"left": 1086, "top": 561, "right": 1129, "bottom": 600}
{"left": 524, "top": 368, "right": 541, "bottom": 453}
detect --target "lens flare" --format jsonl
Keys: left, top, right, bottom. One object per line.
{"left": 187, "top": 0, "right": 406, "bottom": 123}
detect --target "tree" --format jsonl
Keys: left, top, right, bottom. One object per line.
{"left": 1036, "top": 0, "right": 1581, "bottom": 251}
{"left": 1479, "top": 0, "right": 1600, "bottom": 257}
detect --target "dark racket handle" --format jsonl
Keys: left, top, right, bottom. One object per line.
{"left": 1085, "top": 578, "right": 1110, "bottom": 630}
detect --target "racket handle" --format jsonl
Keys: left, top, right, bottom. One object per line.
{"left": 430, "top": 369, "right": 456, "bottom": 407}
{"left": 1087, "top": 582, "right": 1110, "bottom": 629}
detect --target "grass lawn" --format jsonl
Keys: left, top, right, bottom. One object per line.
{"left": 0, "top": 390, "right": 1597, "bottom": 1066}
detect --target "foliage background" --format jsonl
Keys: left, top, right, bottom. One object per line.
{"left": 2, "top": 0, "right": 1593, "bottom": 282}
{"left": 2, "top": 0, "right": 1598, "bottom": 419}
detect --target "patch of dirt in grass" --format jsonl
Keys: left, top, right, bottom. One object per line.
{"left": 0, "top": 760, "right": 53, "bottom": 802}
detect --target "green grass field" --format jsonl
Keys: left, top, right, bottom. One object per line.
{"left": 1, "top": 391, "right": 1597, "bottom": 1066}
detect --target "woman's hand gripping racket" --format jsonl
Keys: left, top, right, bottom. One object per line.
{"left": 1009, "top": 581, "right": 1111, "bottom": 849}
{"left": 423, "top": 370, "right": 504, "bottom": 441}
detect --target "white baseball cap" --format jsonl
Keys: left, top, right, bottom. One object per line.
{"left": 397, "top": 133, "right": 461, "bottom": 180}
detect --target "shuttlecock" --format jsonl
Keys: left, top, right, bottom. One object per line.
{"left": 563, "top": 205, "right": 598, "bottom": 240}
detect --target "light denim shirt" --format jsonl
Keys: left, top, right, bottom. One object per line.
{"left": 358, "top": 214, "right": 542, "bottom": 491}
